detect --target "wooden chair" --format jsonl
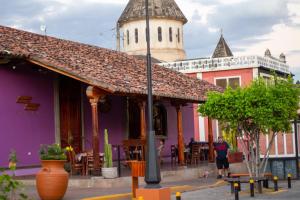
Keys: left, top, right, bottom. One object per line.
{"left": 190, "top": 144, "right": 201, "bottom": 165}
{"left": 85, "top": 152, "right": 104, "bottom": 175}
{"left": 170, "top": 145, "right": 177, "bottom": 165}
{"left": 68, "top": 151, "right": 84, "bottom": 176}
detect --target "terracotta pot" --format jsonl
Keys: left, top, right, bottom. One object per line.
{"left": 36, "top": 160, "right": 69, "bottom": 200}
{"left": 130, "top": 161, "right": 145, "bottom": 177}
{"left": 228, "top": 152, "right": 243, "bottom": 163}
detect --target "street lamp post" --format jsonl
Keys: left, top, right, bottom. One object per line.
{"left": 144, "top": 0, "right": 161, "bottom": 188}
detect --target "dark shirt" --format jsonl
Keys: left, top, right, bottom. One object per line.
{"left": 214, "top": 142, "right": 229, "bottom": 159}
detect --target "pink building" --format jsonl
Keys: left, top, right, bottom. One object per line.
{"left": 160, "top": 34, "right": 298, "bottom": 178}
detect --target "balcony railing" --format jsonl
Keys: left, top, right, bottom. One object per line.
{"left": 159, "top": 55, "right": 290, "bottom": 74}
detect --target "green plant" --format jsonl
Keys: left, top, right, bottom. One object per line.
{"left": 8, "top": 150, "right": 18, "bottom": 171}
{"left": 104, "top": 129, "right": 113, "bottom": 168}
{"left": 9, "top": 150, "right": 17, "bottom": 163}
{"left": 0, "top": 171, "right": 30, "bottom": 200}
{"left": 221, "top": 127, "right": 238, "bottom": 153}
{"left": 39, "top": 144, "right": 67, "bottom": 160}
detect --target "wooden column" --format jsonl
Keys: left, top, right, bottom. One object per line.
{"left": 176, "top": 105, "right": 185, "bottom": 165}
{"left": 86, "top": 86, "right": 106, "bottom": 174}
{"left": 208, "top": 117, "right": 215, "bottom": 163}
{"left": 138, "top": 100, "right": 146, "bottom": 140}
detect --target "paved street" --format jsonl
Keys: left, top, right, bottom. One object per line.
{"left": 174, "top": 180, "right": 300, "bottom": 200}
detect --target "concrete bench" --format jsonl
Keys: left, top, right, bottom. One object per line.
{"left": 228, "top": 173, "right": 272, "bottom": 190}
{"left": 224, "top": 177, "right": 268, "bottom": 194}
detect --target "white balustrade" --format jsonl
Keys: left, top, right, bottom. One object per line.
{"left": 159, "top": 55, "right": 290, "bottom": 74}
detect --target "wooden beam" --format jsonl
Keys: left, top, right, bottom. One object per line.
{"left": 86, "top": 86, "right": 107, "bottom": 174}
{"left": 175, "top": 105, "right": 185, "bottom": 165}
{"left": 208, "top": 117, "right": 215, "bottom": 163}
{"left": 28, "top": 58, "right": 113, "bottom": 93}
{"left": 138, "top": 100, "right": 146, "bottom": 140}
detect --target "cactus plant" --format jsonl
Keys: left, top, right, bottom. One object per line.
{"left": 104, "top": 129, "right": 113, "bottom": 168}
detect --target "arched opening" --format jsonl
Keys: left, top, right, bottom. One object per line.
{"left": 169, "top": 27, "right": 173, "bottom": 42}
{"left": 153, "top": 104, "right": 168, "bottom": 137}
{"left": 158, "top": 27, "right": 162, "bottom": 42}
{"left": 177, "top": 28, "right": 180, "bottom": 43}
{"left": 127, "top": 30, "right": 130, "bottom": 45}
{"left": 135, "top": 28, "right": 138, "bottom": 43}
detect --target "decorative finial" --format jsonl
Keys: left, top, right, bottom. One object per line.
{"left": 220, "top": 28, "right": 223, "bottom": 36}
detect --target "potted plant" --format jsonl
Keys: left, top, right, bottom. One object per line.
{"left": 102, "top": 129, "right": 118, "bottom": 179}
{"left": 223, "top": 129, "right": 243, "bottom": 163}
{"left": 8, "top": 149, "right": 18, "bottom": 171}
{"left": 36, "top": 144, "right": 69, "bottom": 200}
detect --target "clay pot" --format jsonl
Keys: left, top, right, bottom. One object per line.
{"left": 228, "top": 152, "right": 244, "bottom": 163}
{"left": 36, "top": 160, "right": 69, "bottom": 200}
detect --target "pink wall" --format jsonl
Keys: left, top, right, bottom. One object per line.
{"left": 200, "top": 68, "right": 253, "bottom": 143}
{"left": 0, "top": 65, "right": 55, "bottom": 167}
{"left": 202, "top": 68, "right": 253, "bottom": 87}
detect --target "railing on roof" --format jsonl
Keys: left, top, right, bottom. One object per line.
{"left": 159, "top": 55, "right": 290, "bottom": 74}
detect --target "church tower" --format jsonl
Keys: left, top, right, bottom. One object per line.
{"left": 117, "top": 0, "right": 187, "bottom": 62}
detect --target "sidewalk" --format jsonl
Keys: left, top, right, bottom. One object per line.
{"left": 25, "top": 177, "right": 221, "bottom": 200}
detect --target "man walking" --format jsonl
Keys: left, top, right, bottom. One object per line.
{"left": 214, "top": 136, "right": 230, "bottom": 179}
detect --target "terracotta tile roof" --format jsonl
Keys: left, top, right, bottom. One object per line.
{"left": 0, "top": 25, "right": 222, "bottom": 102}
{"left": 118, "top": 0, "right": 188, "bottom": 26}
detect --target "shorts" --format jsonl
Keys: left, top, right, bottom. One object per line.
{"left": 216, "top": 158, "right": 229, "bottom": 169}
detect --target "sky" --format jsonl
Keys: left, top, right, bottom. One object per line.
{"left": 1, "top": 0, "right": 300, "bottom": 80}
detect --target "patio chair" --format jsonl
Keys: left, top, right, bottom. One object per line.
{"left": 68, "top": 151, "right": 84, "bottom": 176}
{"left": 85, "top": 152, "right": 103, "bottom": 176}
{"left": 170, "top": 145, "right": 177, "bottom": 165}
{"left": 191, "top": 144, "right": 201, "bottom": 165}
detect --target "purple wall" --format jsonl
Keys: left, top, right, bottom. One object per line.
{"left": 83, "top": 97, "right": 194, "bottom": 159}
{"left": 161, "top": 103, "right": 194, "bottom": 157}
{"left": 83, "top": 93, "right": 126, "bottom": 159}
{"left": 0, "top": 66, "right": 55, "bottom": 167}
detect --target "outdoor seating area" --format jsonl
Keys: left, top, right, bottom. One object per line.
{"left": 68, "top": 150, "right": 104, "bottom": 176}
{"left": 64, "top": 140, "right": 210, "bottom": 177}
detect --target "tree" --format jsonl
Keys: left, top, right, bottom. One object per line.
{"left": 198, "top": 77, "right": 299, "bottom": 177}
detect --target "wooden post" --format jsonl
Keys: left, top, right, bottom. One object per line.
{"left": 86, "top": 86, "right": 107, "bottom": 174}
{"left": 90, "top": 98, "right": 100, "bottom": 172}
{"left": 208, "top": 117, "right": 215, "bottom": 163}
{"left": 176, "top": 105, "right": 185, "bottom": 165}
{"left": 138, "top": 100, "right": 146, "bottom": 140}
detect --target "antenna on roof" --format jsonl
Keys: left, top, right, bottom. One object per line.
{"left": 40, "top": 25, "right": 47, "bottom": 36}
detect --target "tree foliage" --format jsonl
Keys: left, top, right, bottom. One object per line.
{"left": 198, "top": 76, "right": 300, "bottom": 177}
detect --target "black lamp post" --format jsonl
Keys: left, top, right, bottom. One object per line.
{"left": 144, "top": 0, "right": 161, "bottom": 188}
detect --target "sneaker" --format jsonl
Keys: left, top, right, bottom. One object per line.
{"left": 217, "top": 175, "right": 222, "bottom": 179}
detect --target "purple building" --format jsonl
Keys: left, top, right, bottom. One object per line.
{"left": 0, "top": 25, "right": 221, "bottom": 170}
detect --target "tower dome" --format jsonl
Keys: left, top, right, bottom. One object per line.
{"left": 117, "top": 0, "right": 187, "bottom": 62}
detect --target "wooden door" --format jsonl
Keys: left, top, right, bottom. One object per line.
{"left": 128, "top": 99, "right": 141, "bottom": 139}
{"left": 59, "top": 77, "right": 82, "bottom": 153}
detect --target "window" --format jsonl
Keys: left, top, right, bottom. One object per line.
{"left": 177, "top": 28, "right": 180, "bottom": 43}
{"left": 215, "top": 77, "right": 241, "bottom": 142}
{"left": 215, "top": 77, "right": 240, "bottom": 89}
{"left": 126, "top": 30, "right": 129, "bottom": 45}
{"left": 169, "top": 27, "right": 173, "bottom": 42}
{"left": 158, "top": 27, "right": 162, "bottom": 42}
{"left": 135, "top": 28, "right": 138, "bottom": 43}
